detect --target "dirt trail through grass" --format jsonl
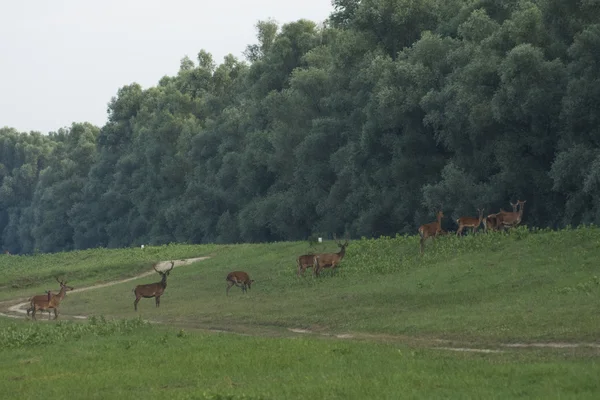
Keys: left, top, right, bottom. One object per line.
{"left": 0, "top": 257, "right": 209, "bottom": 319}
{"left": 1, "top": 255, "right": 599, "bottom": 353}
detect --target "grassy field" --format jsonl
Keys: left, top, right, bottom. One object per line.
{"left": 0, "top": 317, "right": 599, "bottom": 399}
{"left": 1, "top": 226, "right": 600, "bottom": 398}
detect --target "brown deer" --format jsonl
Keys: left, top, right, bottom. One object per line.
{"left": 313, "top": 235, "right": 349, "bottom": 277}
{"left": 226, "top": 271, "right": 255, "bottom": 295}
{"left": 418, "top": 210, "right": 444, "bottom": 254}
{"left": 456, "top": 209, "right": 484, "bottom": 236}
{"left": 297, "top": 253, "right": 317, "bottom": 276}
{"left": 484, "top": 202, "right": 518, "bottom": 232}
{"left": 133, "top": 261, "right": 174, "bottom": 311}
{"left": 499, "top": 200, "right": 526, "bottom": 228}
{"left": 27, "top": 278, "right": 74, "bottom": 321}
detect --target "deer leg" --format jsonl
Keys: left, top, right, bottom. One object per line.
{"left": 156, "top": 296, "right": 160, "bottom": 308}
{"left": 420, "top": 237, "right": 425, "bottom": 255}
{"left": 32, "top": 308, "right": 37, "bottom": 321}
{"left": 226, "top": 280, "right": 234, "bottom": 296}
{"left": 134, "top": 296, "right": 140, "bottom": 311}
{"left": 456, "top": 226, "right": 462, "bottom": 236}
{"left": 54, "top": 308, "right": 59, "bottom": 320}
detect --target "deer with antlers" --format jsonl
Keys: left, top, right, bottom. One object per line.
{"left": 297, "top": 253, "right": 317, "bottom": 276}
{"left": 456, "top": 209, "right": 484, "bottom": 236}
{"left": 418, "top": 210, "right": 444, "bottom": 254}
{"left": 26, "top": 278, "right": 74, "bottom": 321}
{"left": 313, "top": 235, "right": 349, "bottom": 277}
{"left": 226, "top": 271, "right": 255, "bottom": 295}
{"left": 133, "top": 261, "right": 174, "bottom": 311}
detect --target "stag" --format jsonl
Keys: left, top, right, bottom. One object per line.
{"left": 27, "top": 278, "right": 74, "bottom": 321}
{"left": 456, "top": 209, "right": 484, "bottom": 236}
{"left": 297, "top": 253, "right": 317, "bottom": 276}
{"left": 313, "top": 235, "right": 349, "bottom": 277}
{"left": 133, "top": 261, "right": 174, "bottom": 311}
{"left": 226, "top": 271, "right": 255, "bottom": 295}
{"left": 418, "top": 210, "right": 444, "bottom": 254}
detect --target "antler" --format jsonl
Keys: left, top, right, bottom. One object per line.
{"left": 167, "top": 261, "right": 175, "bottom": 272}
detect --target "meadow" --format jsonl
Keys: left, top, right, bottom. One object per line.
{"left": 1, "top": 226, "right": 600, "bottom": 398}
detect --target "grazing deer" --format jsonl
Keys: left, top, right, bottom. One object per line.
{"left": 226, "top": 271, "right": 254, "bottom": 295}
{"left": 456, "top": 209, "right": 484, "bottom": 236}
{"left": 313, "top": 235, "right": 349, "bottom": 277}
{"left": 133, "top": 261, "right": 174, "bottom": 311}
{"left": 297, "top": 253, "right": 317, "bottom": 276}
{"left": 418, "top": 211, "right": 444, "bottom": 254}
{"left": 27, "top": 278, "right": 74, "bottom": 321}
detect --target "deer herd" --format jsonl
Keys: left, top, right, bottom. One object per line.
{"left": 24, "top": 200, "right": 525, "bottom": 321}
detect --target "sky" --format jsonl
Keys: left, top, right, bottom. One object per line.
{"left": 0, "top": 0, "right": 333, "bottom": 134}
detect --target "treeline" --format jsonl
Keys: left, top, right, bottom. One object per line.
{"left": 1, "top": 0, "right": 600, "bottom": 254}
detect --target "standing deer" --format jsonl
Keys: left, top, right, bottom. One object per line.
{"left": 313, "top": 235, "right": 349, "bottom": 277}
{"left": 133, "top": 261, "right": 174, "bottom": 311}
{"left": 484, "top": 202, "right": 518, "bottom": 232}
{"left": 456, "top": 209, "right": 484, "bottom": 236}
{"left": 500, "top": 200, "right": 526, "bottom": 228}
{"left": 297, "top": 253, "right": 317, "bottom": 276}
{"left": 226, "top": 271, "right": 255, "bottom": 295}
{"left": 485, "top": 201, "right": 525, "bottom": 231}
{"left": 418, "top": 210, "right": 444, "bottom": 254}
{"left": 27, "top": 278, "right": 74, "bottom": 321}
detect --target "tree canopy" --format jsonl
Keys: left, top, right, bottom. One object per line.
{"left": 2, "top": 0, "right": 600, "bottom": 253}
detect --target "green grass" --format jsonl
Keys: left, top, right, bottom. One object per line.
{"left": 1, "top": 318, "right": 599, "bottom": 400}
{"left": 27, "top": 226, "right": 598, "bottom": 344}
{"left": 2, "top": 226, "right": 600, "bottom": 398}
{"left": 0, "top": 243, "right": 219, "bottom": 301}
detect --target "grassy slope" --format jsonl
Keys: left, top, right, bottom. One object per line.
{"left": 1, "top": 318, "right": 599, "bottom": 400}
{"left": 31, "top": 226, "right": 600, "bottom": 344}
{"left": 2, "top": 227, "right": 600, "bottom": 399}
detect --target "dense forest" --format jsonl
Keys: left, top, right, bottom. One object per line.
{"left": 1, "top": 0, "right": 600, "bottom": 254}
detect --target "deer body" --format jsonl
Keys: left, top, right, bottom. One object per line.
{"left": 133, "top": 261, "right": 174, "bottom": 311}
{"left": 297, "top": 254, "right": 317, "bottom": 276}
{"left": 485, "top": 201, "right": 525, "bottom": 232}
{"left": 418, "top": 211, "right": 444, "bottom": 254}
{"left": 500, "top": 200, "right": 526, "bottom": 228}
{"left": 226, "top": 271, "right": 254, "bottom": 295}
{"left": 27, "top": 279, "right": 73, "bottom": 321}
{"left": 314, "top": 236, "right": 349, "bottom": 277}
{"left": 456, "top": 209, "right": 484, "bottom": 236}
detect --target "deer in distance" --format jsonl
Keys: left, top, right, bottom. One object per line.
{"left": 313, "top": 234, "right": 349, "bottom": 277}
{"left": 27, "top": 278, "right": 74, "bottom": 321}
{"left": 456, "top": 208, "right": 484, "bottom": 236}
{"left": 498, "top": 200, "right": 526, "bottom": 228}
{"left": 226, "top": 271, "right": 255, "bottom": 295}
{"left": 297, "top": 253, "right": 317, "bottom": 276}
{"left": 484, "top": 201, "right": 525, "bottom": 232}
{"left": 133, "top": 261, "right": 174, "bottom": 311}
{"left": 418, "top": 210, "right": 444, "bottom": 254}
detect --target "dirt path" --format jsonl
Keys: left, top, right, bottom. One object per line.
{"left": 0, "top": 257, "right": 210, "bottom": 319}
{"left": 1, "top": 255, "right": 599, "bottom": 353}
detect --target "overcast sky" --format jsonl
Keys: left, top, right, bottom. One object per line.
{"left": 0, "top": 0, "right": 333, "bottom": 134}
